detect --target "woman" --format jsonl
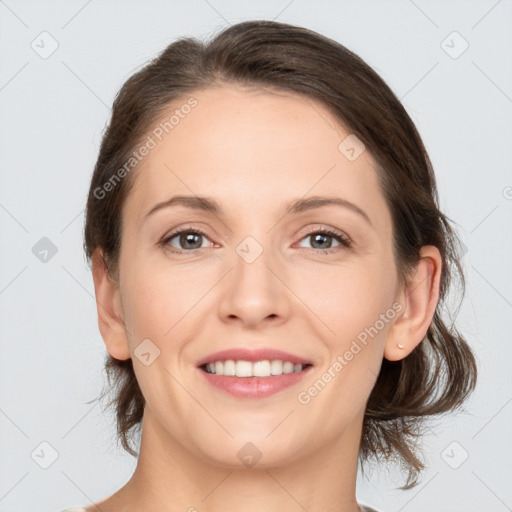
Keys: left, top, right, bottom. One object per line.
{"left": 62, "top": 20, "right": 477, "bottom": 512}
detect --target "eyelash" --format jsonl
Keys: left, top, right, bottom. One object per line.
{"left": 160, "top": 225, "right": 352, "bottom": 256}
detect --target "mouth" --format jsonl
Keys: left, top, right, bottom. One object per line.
{"left": 197, "top": 359, "right": 314, "bottom": 399}
{"left": 199, "top": 360, "right": 314, "bottom": 377}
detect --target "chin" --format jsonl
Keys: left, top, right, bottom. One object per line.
{"left": 191, "top": 434, "right": 308, "bottom": 470}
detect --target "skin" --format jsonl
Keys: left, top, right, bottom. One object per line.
{"left": 90, "top": 84, "right": 442, "bottom": 512}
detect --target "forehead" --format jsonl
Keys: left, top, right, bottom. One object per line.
{"left": 123, "top": 84, "right": 390, "bottom": 234}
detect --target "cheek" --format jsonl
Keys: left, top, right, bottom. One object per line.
{"left": 118, "top": 255, "right": 170, "bottom": 341}
{"left": 293, "top": 260, "right": 393, "bottom": 338}
{"left": 120, "top": 255, "right": 214, "bottom": 343}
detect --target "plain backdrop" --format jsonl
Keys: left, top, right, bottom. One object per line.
{"left": 1, "top": 1, "right": 511, "bottom": 511}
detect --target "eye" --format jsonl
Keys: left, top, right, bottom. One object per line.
{"left": 161, "top": 226, "right": 215, "bottom": 254}
{"left": 295, "top": 227, "right": 352, "bottom": 254}
{"left": 160, "top": 225, "right": 352, "bottom": 256}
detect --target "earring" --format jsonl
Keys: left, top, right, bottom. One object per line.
{"left": 397, "top": 343, "right": 404, "bottom": 349}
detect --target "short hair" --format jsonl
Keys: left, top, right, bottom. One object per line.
{"left": 83, "top": 20, "right": 477, "bottom": 490}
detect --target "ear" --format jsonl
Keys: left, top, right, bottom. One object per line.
{"left": 384, "top": 245, "right": 442, "bottom": 362}
{"left": 91, "top": 249, "right": 131, "bottom": 360}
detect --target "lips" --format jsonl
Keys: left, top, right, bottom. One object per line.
{"left": 198, "top": 365, "right": 314, "bottom": 398}
{"left": 196, "top": 347, "right": 314, "bottom": 367}
{"left": 195, "top": 347, "right": 314, "bottom": 399}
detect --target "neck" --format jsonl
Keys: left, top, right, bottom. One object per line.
{"left": 103, "top": 407, "right": 364, "bottom": 512}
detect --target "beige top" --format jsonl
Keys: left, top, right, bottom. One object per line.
{"left": 61, "top": 506, "right": 380, "bottom": 512}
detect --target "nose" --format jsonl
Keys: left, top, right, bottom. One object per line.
{"left": 217, "top": 238, "right": 291, "bottom": 329}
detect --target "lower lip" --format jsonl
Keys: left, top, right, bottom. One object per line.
{"left": 197, "top": 366, "right": 313, "bottom": 398}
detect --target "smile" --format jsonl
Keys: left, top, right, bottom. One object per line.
{"left": 202, "top": 359, "right": 312, "bottom": 377}
{"left": 198, "top": 360, "right": 314, "bottom": 398}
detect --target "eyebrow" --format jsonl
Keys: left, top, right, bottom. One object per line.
{"left": 144, "top": 194, "right": 372, "bottom": 227}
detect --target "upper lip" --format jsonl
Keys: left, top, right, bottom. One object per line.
{"left": 196, "top": 347, "right": 313, "bottom": 367}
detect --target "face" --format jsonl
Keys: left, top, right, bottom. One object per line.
{"left": 114, "top": 84, "right": 401, "bottom": 468}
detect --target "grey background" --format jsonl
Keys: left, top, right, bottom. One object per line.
{"left": 1, "top": 1, "right": 511, "bottom": 511}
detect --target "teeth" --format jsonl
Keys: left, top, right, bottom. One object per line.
{"left": 204, "top": 360, "right": 306, "bottom": 377}
{"left": 223, "top": 360, "right": 236, "bottom": 376}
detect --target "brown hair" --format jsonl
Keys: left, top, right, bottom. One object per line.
{"left": 84, "top": 20, "right": 477, "bottom": 489}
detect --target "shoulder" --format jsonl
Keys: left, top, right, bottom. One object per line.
{"left": 61, "top": 505, "right": 380, "bottom": 512}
